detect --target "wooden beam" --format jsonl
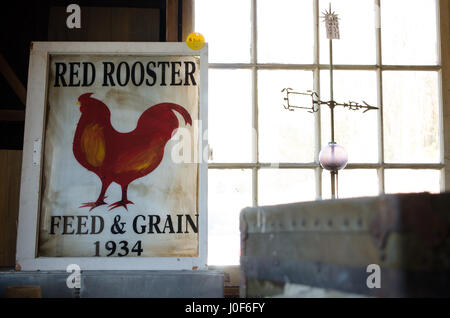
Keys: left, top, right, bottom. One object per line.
{"left": 0, "top": 109, "right": 25, "bottom": 122}
{"left": 440, "top": 0, "right": 450, "bottom": 191}
{"left": 166, "top": 0, "right": 179, "bottom": 41}
{"left": 181, "top": 0, "right": 194, "bottom": 41}
{"left": 0, "top": 53, "right": 26, "bottom": 106}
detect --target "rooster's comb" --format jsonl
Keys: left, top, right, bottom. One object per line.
{"left": 79, "top": 92, "right": 94, "bottom": 100}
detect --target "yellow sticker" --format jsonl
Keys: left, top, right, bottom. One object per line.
{"left": 186, "top": 32, "right": 205, "bottom": 50}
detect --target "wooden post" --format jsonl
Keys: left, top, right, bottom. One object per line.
{"left": 166, "top": 0, "right": 179, "bottom": 41}
{"left": 0, "top": 150, "right": 23, "bottom": 267}
{"left": 440, "top": 0, "right": 450, "bottom": 191}
{"left": 181, "top": 0, "right": 194, "bottom": 41}
{"left": 166, "top": 0, "right": 194, "bottom": 42}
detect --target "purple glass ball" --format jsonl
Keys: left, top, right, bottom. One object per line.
{"left": 319, "top": 143, "right": 348, "bottom": 171}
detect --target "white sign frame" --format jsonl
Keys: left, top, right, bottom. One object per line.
{"left": 16, "top": 42, "right": 208, "bottom": 271}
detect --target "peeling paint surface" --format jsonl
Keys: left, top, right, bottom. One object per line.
{"left": 38, "top": 54, "right": 200, "bottom": 257}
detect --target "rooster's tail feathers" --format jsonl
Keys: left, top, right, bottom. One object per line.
{"left": 139, "top": 102, "right": 193, "bottom": 129}
{"left": 166, "top": 103, "right": 192, "bottom": 126}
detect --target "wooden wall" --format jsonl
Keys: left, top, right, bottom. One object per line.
{"left": 0, "top": 150, "right": 22, "bottom": 267}
{"left": 48, "top": 7, "right": 161, "bottom": 42}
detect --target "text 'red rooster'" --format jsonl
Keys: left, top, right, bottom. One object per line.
{"left": 73, "top": 93, "right": 192, "bottom": 211}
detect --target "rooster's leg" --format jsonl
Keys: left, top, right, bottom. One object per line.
{"left": 108, "top": 185, "right": 134, "bottom": 211}
{"left": 80, "top": 181, "right": 111, "bottom": 211}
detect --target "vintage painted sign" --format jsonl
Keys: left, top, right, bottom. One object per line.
{"left": 16, "top": 43, "right": 208, "bottom": 270}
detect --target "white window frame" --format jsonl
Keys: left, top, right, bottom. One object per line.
{"left": 206, "top": 0, "right": 447, "bottom": 209}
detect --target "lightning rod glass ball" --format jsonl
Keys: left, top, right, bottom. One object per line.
{"left": 319, "top": 143, "right": 348, "bottom": 171}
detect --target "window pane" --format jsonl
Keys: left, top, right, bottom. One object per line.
{"left": 195, "top": 0, "right": 251, "bottom": 63}
{"left": 258, "top": 169, "right": 316, "bottom": 205}
{"left": 381, "top": 0, "right": 438, "bottom": 65}
{"left": 208, "top": 169, "right": 252, "bottom": 265}
{"left": 209, "top": 69, "right": 253, "bottom": 163}
{"left": 258, "top": 70, "right": 315, "bottom": 163}
{"left": 320, "top": 70, "right": 379, "bottom": 163}
{"left": 383, "top": 71, "right": 440, "bottom": 163}
{"left": 319, "top": 0, "right": 376, "bottom": 65}
{"left": 257, "top": 0, "right": 314, "bottom": 64}
{"left": 322, "top": 169, "right": 379, "bottom": 199}
{"left": 385, "top": 169, "right": 440, "bottom": 194}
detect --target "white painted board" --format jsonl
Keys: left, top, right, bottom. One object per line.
{"left": 16, "top": 42, "right": 208, "bottom": 271}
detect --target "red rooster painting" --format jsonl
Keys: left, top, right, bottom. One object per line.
{"left": 73, "top": 93, "right": 192, "bottom": 211}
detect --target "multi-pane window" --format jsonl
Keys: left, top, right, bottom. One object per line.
{"left": 196, "top": 0, "right": 443, "bottom": 265}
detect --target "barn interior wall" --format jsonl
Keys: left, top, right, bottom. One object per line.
{"left": 0, "top": 0, "right": 193, "bottom": 268}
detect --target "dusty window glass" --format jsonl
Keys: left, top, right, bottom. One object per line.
{"left": 383, "top": 71, "right": 440, "bottom": 163}
{"left": 208, "top": 69, "right": 253, "bottom": 163}
{"left": 257, "top": 0, "right": 314, "bottom": 64}
{"left": 258, "top": 70, "right": 315, "bottom": 163}
{"left": 258, "top": 169, "right": 316, "bottom": 205}
{"left": 381, "top": 0, "right": 438, "bottom": 65}
{"left": 385, "top": 169, "right": 440, "bottom": 194}
{"left": 208, "top": 169, "right": 252, "bottom": 265}
{"left": 319, "top": 0, "right": 376, "bottom": 65}
{"left": 320, "top": 70, "right": 379, "bottom": 163}
{"left": 195, "top": 0, "right": 251, "bottom": 63}
{"left": 322, "top": 169, "right": 379, "bottom": 199}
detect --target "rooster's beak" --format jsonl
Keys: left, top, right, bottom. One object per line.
{"left": 76, "top": 101, "right": 80, "bottom": 106}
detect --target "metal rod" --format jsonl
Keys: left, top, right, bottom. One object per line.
{"left": 331, "top": 170, "right": 336, "bottom": 199}
{"left": 375, "top": 0, "right": 385, "bottom": 195}
{"left": 329, "top": 38, "right": 335, "bottom": 144}
{"left": 328, "top": 3, "right": 336, "bottom": 199}
{"left": 251, "top": 0, "right": 258, "bottom": 206}
{"left": 335, "top": 170, "right": 339, "bottom": 199}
